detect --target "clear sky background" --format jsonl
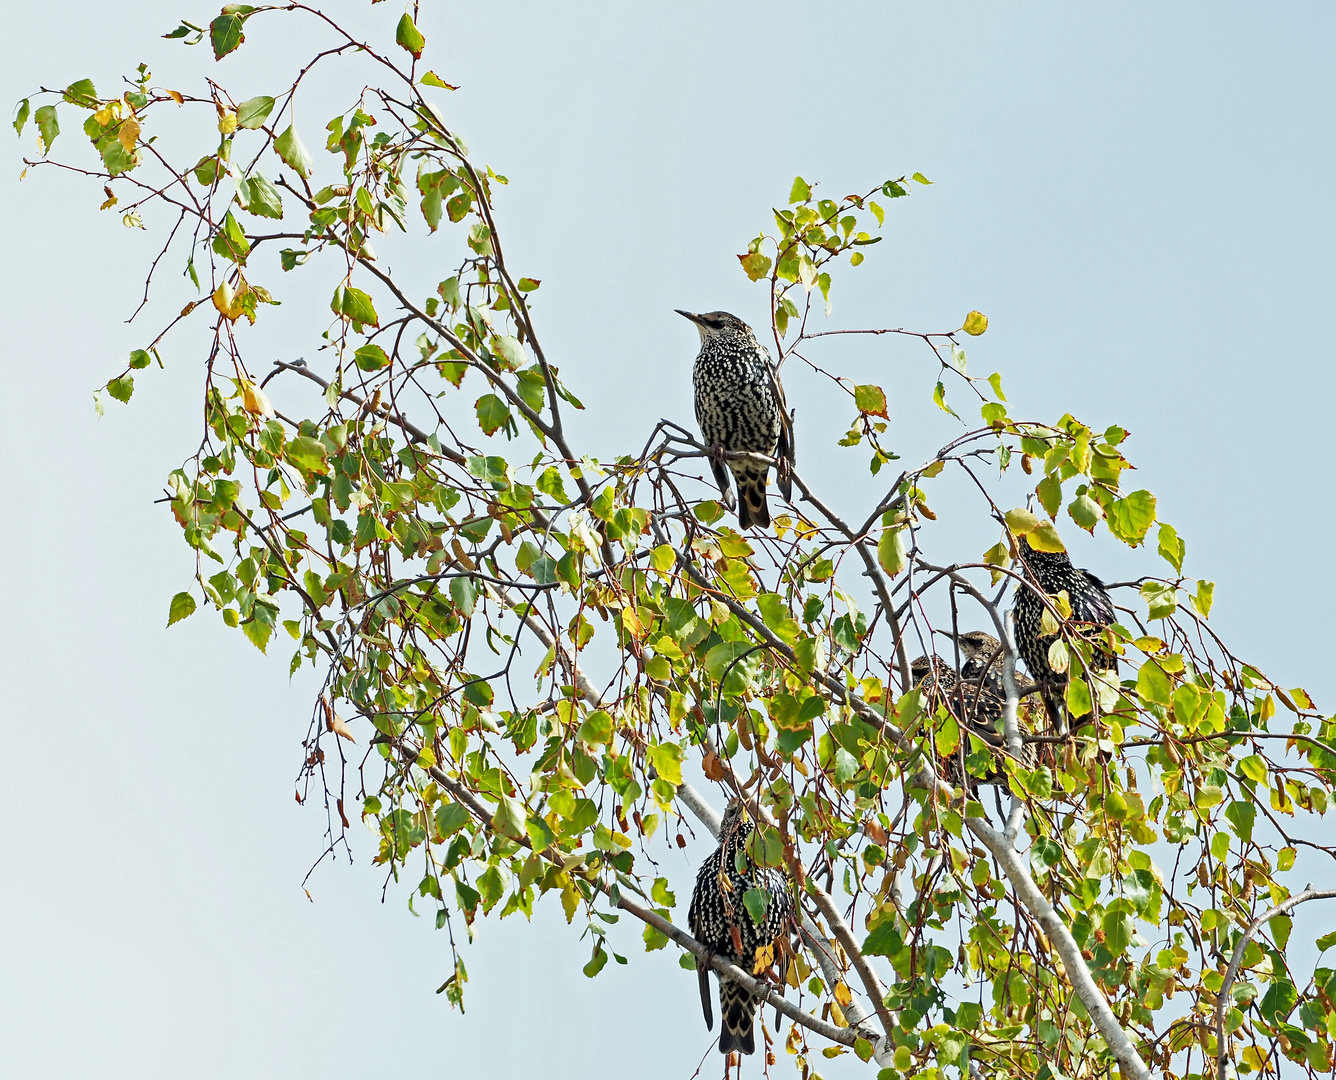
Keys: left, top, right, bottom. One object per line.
{"left": 2, "top": 3, "right": 1333, "bottom": 1077}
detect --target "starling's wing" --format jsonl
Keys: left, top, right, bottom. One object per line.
{"left": 763, "top": 345, "right": 795, "bottom": 503}
{"left": 1078, "top": 569, "right": 1118, "bottom": 672}
{"left": 688, "top": 879, "right": 715, "bottom": 1030}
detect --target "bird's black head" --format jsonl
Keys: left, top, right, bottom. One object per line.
{"left": 957, "top": 630, "right": 1002, "bottom": 666}
{"left": 675, "top": 309, "right": 755, "bottom": 344}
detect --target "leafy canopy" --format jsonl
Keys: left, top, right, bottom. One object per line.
{"left": 17, "top": 7, "right": 1336, "bottom": 1080}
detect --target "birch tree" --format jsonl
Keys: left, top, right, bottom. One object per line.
{"left": 17, "top": 6, "right": 1336, "bottom": 1078}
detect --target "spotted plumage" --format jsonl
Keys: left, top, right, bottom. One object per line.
{"left": 687, "top": 798, "right": 794, "bottom": 1055}
{"left": 677, "top": 309, "right": 794, "bottom": 529}
{"left": 1013, "top": 536, "right": 1117, "bottom": 731}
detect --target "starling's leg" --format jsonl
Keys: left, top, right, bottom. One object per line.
{"left": 707, "top": 445, "right": 737, "bottom": 511}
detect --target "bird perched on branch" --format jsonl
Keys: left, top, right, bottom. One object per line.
{"left": 911, "top": 633, "right": 1035, "bottom": 787}
{"left": 677, "top": 309, "right": 794, "bottom": 529}
{"left": 688, "top": 797, "right": 794, "bottom": 1056}
{"left": 1012, "top": 536, "right": 1117, "bottom": 732}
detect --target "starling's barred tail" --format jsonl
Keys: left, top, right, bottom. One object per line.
{"left": 734, "top": 467, "right": 770, "bottom": 530}
{"left": 719, "top": 980, "right": 759, "bottom": 1055}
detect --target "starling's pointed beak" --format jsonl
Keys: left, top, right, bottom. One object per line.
{"left": 675, "top": 309, "right": 703, "bottom": 325}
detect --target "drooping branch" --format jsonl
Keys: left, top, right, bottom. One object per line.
{"left": 1214, "top": 887, "right": 1336, "bottom": 1080}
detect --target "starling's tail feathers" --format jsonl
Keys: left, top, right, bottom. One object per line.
{"left": 697, "top": 964, "right": 714, "bottom": 1031}
{"left": 718, "top": 980, "right": 758, "bottom": 1055}
{"left": 734, "top": 467, "right": 770, "bottom": 530}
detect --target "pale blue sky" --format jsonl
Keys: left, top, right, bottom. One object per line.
{"left": 2, "top": 3, "right": 1333, "bottom": 1077}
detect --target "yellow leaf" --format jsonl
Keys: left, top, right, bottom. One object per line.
{"left": 833, "top": 980, "right": 853, "bottom": 1007}
{"left": 238, "top": 376, "right": 275, "bottom": 417}
{"left": 217, "top": 109, "right": 238, "bottom": 134}
{"left": 213, "top": 280, "right": 236, "bottom": 319}
{"left": 621, "top": 606, "right": 646, "bottom": 640}
{"left": 166, "top": 89, "right": 184, "bottom": 105}
{"left": 1004, "top": 507, "right": 1040, "bottom": 535}
{"left": 118, "top": 116, "right": 141, "bottom": 152}
{"left": 962, "top": 310, "right": 988, "bottom": 335}
{"left": 1047, "top": 639, "right": 1069, "bottom": 674}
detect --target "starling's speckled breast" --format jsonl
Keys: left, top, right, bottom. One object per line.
{"left": 678, "top": 310, "right": 792, "bottom": 530}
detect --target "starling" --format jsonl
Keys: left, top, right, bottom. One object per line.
{"left": 687, "top": 797, "right": 794, "bottom": 1055}
{"left": 912, "top": 651, "right": 1016, "bottom": 787}
{"left": 956, "top": 630, "right": 1037, "bottom": 702}
{"left": 1012, "top": 536, "right": 1117, "bottom": 732}
{"left": 677, "top": 310, "right": 794, "bottom": 529}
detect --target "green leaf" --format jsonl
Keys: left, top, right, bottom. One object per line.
{"left": 241, "top": 616, "right": 272, "bottom": 653}
{"left": 1140, "top": 581, "right": 1178, "bottom": 620}
{"left": 491, "top": 794, "right": 527, "bottom": 839}
{"left": 128, "top": 349, "right": 152, "bottom": 369}
{"left": 1157, "top": 523, "right": 1185, "bottom": 573}
{"left": 421, "top": 71, "right": 458, "bottom": 90}
{"left": 789, "top": 176, "right": 810, "bottom": 203}
{"left": 106, "top": 375, "right": 134, "bottom": 403}
{"left": 1225, "top": 800, "right": 1256, "bottom": 842}
{"left": 1037, "top": 475, "right": 1062, "bottom": 519}
{"left": 877, "top": 527, "right": 906, "bottom": 576}
{"left": 1068, "top": 494, "right": 1103, "bottom": 532}
{"left": 1193, "top": 580, "right": 1215, "bottom": 618}
{"left": 578, "top": 710, "right": 613, "bottom": 745}
{"left": 13, "top": 98, "right": 30, "bottom": 137}
{"left": 492, "top": 335, "right": 525, "bottom": 370}
{"left": 331, "top": 285, "right": 379, "bottom": 327}
{"left": 912, "top": 171, "right": 932, "bottom": 185}
{"left": 855, "top": 384, "right": 888, "bottom": 418}
{"left": 1107, "top": 489, "right": 1157, "bottom": 545}
{"left": 235, "top": 95, "right": 274, "bottom": 129}
{"left": 275, "top": 125, "right": 313, "bottom": 178}
{"left": 863, "top": 921, "right": 903, "bottom": 957}
{"left": 34, "top": 104, "right": 59, "bottom": 153}
{"left": 742, "top": 886, "right": 769, "bottom": 925}
{"left": 396, "top": 13, "right": 426, "bottom": 59}
{"left": 210, "top": 13, "right": 245, "bottom": 60}
{"left": 167, "top": 591, "right": 197, "bottom": 626}
{"left": 449, "top": 575, "right": 477, "bottom": 618}
{"left": 647, "top": 742, "right": 683, "bottom": 786}
{"left": 1238, "top": 755, "right": 1268, "bottom": 784}
{"left": 1259, "top": 979, "right": 1298, "bottom": 1026}
{"left": 434, "top": 802, "right": 470, "bottom": 837}
{"left": 212, "top": 210, "right": 250, "bottom": 265}
{"left": 1136, "top": 660, "right": 1172, "bottom": 707}
{"left": 582, "top": 944, "right": 608, "bottom": 978}
{"left": 239, "top": 170, "right": 282, "bottom": 218}
{"left": 286, "top": 434, "right": 329, "bottom": 474}
{"left": 1065, "top": 676, "right": 1092, "bottom": 718}
{"left": 354, "top": 343, "right": 390, "bottom": 371}
{"left": 474, "top": 394, "right": 512, "bottom": 436}
{"left": 703, "top": 641, "right": 760, "bottom": 695}
{"left": 525, "top": 814, "right": 555, "bottom": 851}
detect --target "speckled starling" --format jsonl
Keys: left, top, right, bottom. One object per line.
{"left": 1012, "top": 536, "right": 1117, "bottom": 731}
{"left": 912, "top": 650, "right": 1016, "bottom": 787}
{"left": 688, "top": 797, "right": 794, "bottom": 1055}
{"left": 677, "top": 310, "right": 794, "bottom": 530}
